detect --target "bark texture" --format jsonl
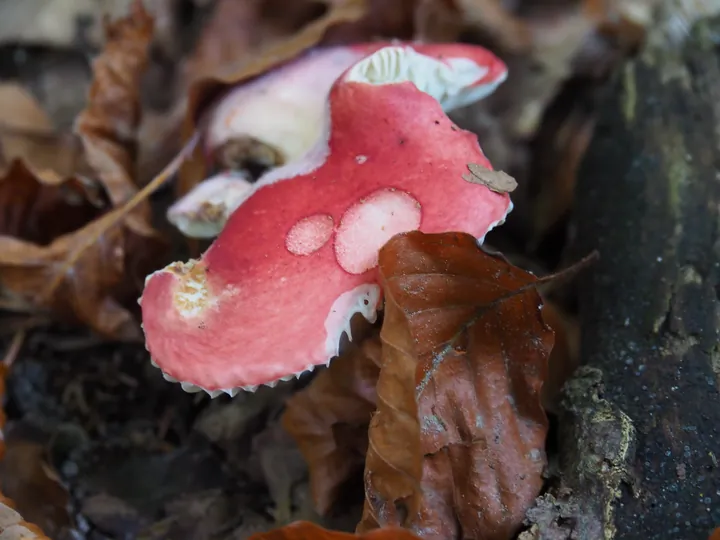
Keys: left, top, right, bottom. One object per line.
{"left": 566, "top": 8, "right": 720, "bottom": 540}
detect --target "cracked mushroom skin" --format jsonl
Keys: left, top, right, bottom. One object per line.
{"left": 141, "top": 44, "right": 511, "bottom": 396}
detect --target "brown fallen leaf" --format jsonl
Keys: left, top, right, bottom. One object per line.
{"left": 0, "top": 354, "right": 51, "bottom": 540}
{"left": 282, "top": 332, "right": 382, "bottom": 515}
{"left": 357, "top": 231, "right": 554, "bottom": 540}
{"left": 529, "top": 105, "right": 596, "bottom": 249}
{"left": 0, "top": 0, "right": 167, "bottom": 339}
{"left": 0, "top": 424, "right": 75, "bottom": 538}
{"left": 462, "top": 162, "right": 518, "bottom": 193}
{"left": 249, "top": 521, "right": 423, "bottom": 539}
{"left": 0, "top": 160, "right": 104, "bottom": 247}
{"left": 710, "top": 527, "right": 720, "bottom": 540}
{"left": 322, "top": 0, "right": 416, "bottom": 44}
{"left": 0, "top": 84, "right": 87, "bottom": 184}
{"left": 416, "top": 0, "right": 531, "bottom": 53}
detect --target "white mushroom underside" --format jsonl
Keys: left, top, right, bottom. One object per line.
{"left": 206, "top": 47, "right": 363, "bottom": 162}
{"left": 344, "top": 45, "right": 506, "bottom": 112}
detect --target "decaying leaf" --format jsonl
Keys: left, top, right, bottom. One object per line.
{"left": 249, "top": 521, "right": 423, "bottom": 539}
{"left": 0, "top": 0, "right": 165, "bottom": 339}
{"left": 0, "top": 84, "right": 87, "bottom": 184}
{"left": 0, "top": 424, "right": 75, "bottom": 538}
{"left": 358, "top": 231, "right": 553, "bottom": 540}
{"left": 75, "top": 0, "right": 155, "bottom": 206}
{"left": 415, "top": 0, "right": 531, "bottom": 53}
{"left": 0, "top": 359, "right": 50, "bottom": 540}
{"left": 282, "top": 333, "right": 382, "bottom": 515}
{"left": 462, "top": 162, "right": 518, "bottom": 193}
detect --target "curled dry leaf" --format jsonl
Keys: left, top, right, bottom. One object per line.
{"left": 358, "top": 231, "right": 553, "bottom": 540}
{"left": 282, "top": 332, "right": 382, "bottom": 515}
{"left": 0, "top": 425, "right": 74, "bottom": 538}
{"left": 248, "top": 520, "right": 423, "bottom": 539}
{"left": 416, "top": 0, "right": 531, "bottom": 53}
{"left": 75, "top": 0, "right": 155, "bottom": 206}
{"left": 462, "top": 162, "right": 517, "bottom": 193}
{"left": 179, "top": 0, "right": 367, "bottom": 197}
{"left": 0, "top": 0, "right": 166, "bottom": 339}
{"left": 0, "top": 363, "right": 50, "bottom": 540}
{"left": 0, "top": 83, "right": 87, "bottom": 184}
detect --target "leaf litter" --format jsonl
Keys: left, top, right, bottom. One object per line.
{"left": 356, "top": 232, "right": 554, "bottom": 540}
{"left": 0, "top": 0, "right": 164, "bottom": 341}
{"left": 0, "top": 0, "right": 675, "bottom": 539}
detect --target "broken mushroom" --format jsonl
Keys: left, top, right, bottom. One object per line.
{"left": 171, "top": 44, "right": 379, "bottom": 239}
{"left": 141, "top": 43, "right": 511, "bottom": 396}
{"left": 167, "top": 171, "right": 253, "bottom": 238}
{"left": 204, "top": 45, "right": 375, "bottom": 169}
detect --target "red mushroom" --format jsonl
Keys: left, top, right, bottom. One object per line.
{"left": 141, "top": 43, "right": 511, "bottom": 396}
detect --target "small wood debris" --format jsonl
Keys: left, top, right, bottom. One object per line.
{"left": 462, "top": 162, "right": 518, "bottom": 193}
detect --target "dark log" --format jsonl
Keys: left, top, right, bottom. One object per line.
{"left": 558, "top": 8, "right": 720, "bottom": 540}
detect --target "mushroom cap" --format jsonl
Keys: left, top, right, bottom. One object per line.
{"left": 141, "top": 43, "right": 511, "bottom": 396}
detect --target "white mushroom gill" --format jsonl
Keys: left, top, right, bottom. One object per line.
{"left": 344, "top": 45, "right": 506, "bottom": 112}
{"left": 323, "top": 283, "right": 382, "bottom": 360}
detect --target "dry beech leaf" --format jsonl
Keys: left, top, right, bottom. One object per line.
{"left": 0, "top": 0, "right": 165, "bottom": 340}
{"left": 321, "top": 0, "right": 416, "bottom": 44}
{"left": 0, "top": 160, "right": 104, "bottom": 246}
{"left": 185, "top": 0, "right": 363, "bottom": 123}
{"left": 358, "top": 231, "right": 554, "bottom": 540}
{"left": 248, "top": 521, "right": 423, "bottom": 539}
{"left": 0, "top": 426, "right": 74, "bottom": 538}
{"left": 462, "top": 162, "right": 517, "bottom": 193}
{"left": 0, "top": 84, "right": 87, "bottom": 184}
{"left": 0, "top": 363, "right": 51, "bottom": 540}
{"left": 530, "top": 108, "right": 596, "bottom": 247}
{"left": 186, "top": 0, "right": 335, "bottom": 84}
{"left": 179, "top": 0, "right": 367, "bottom": 197}
{"left": 282, "top": 332, "right": 382, "bottom": 515}
{"left": 75, "top": 0, "right": 155, "bottom": 206}
{"left": 416, "top": 0, "right": 530, "bottom": 53}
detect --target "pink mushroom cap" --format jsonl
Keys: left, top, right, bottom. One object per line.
{"left": 141, "top": 43, "right": 511, "bottom": 396}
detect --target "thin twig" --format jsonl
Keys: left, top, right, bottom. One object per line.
{"left": 2, "top": 330, "right": 26, "bottom": 368}
{"left": 38, "top": 131, "right": 200, "bottom": 302}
